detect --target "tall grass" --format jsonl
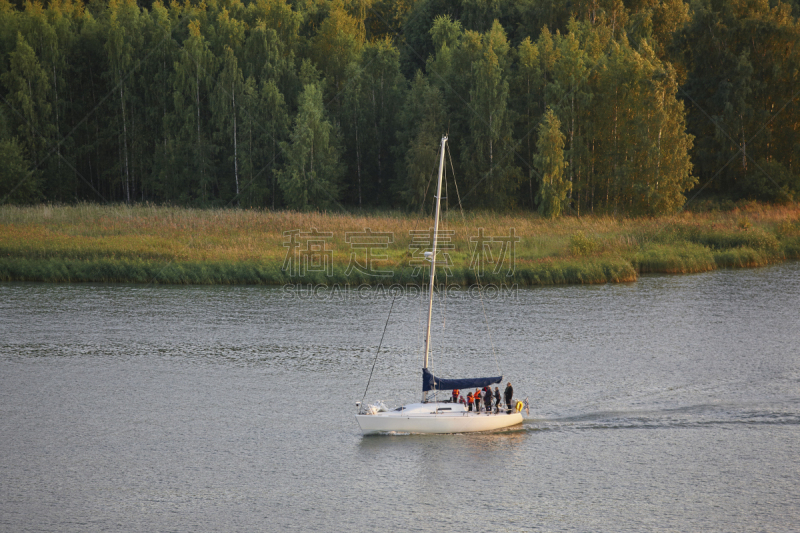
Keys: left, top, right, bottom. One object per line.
{"left": 1, "top": 203, "right": 798, "bottom": 285}
{"left": 632, "top": 243, "right": 715, "bottom": 274}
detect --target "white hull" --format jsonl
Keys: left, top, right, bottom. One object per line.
{"left": 356, "top": 402, "right": 524, "bottom": 435}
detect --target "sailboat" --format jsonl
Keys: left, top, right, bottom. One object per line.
{"left": 355, "top": 135, "right": 525, "bottom": 435}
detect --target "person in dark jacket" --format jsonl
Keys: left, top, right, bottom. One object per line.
{"left": 494, "top": 387, "right": 501, "bottom": 413}
{"left": 504, "top": 382, "right": 514, "bottom": 411}
{"left": 484, "top": 387, "right": 493, "bottom": 413}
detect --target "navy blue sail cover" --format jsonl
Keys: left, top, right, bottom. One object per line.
{"left": 422, "top": 368, "right": 502, "bottom": 392}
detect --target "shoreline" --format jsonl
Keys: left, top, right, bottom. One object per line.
{"left": 1, "top": 204, "right": 798, "bottom": 286}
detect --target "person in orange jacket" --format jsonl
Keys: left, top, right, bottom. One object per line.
{"left": 467, "top": 391, "right": 474, "bottom": 411}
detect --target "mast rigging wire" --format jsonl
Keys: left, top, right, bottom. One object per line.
{"left": 359, "top": 292, "right": 398, "bottom": 411}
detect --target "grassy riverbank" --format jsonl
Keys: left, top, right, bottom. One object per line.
{"left": 1, "top": 203, "right": 799, "bottom": 286}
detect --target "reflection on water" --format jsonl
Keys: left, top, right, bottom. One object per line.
{"left": 1, "top": 263, "right": 800, "bottom": 531}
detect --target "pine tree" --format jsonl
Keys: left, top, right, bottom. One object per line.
{"left": 278, "top": 83, "right": 343, "bottom": 211}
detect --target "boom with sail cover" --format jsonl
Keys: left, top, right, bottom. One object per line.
{"left": 422, "top": 368, "right": 502, "bottom": 392}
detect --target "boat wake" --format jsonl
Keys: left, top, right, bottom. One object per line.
{"left": 521, "top": 404, "right": 800, "bottom": 432}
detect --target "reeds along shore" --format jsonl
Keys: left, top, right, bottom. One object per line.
{"left": 1, "top": 204, "right": 799, "bottom": 286}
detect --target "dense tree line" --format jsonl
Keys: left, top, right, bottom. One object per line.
{"left": 1, "top": 0, "right": 798, "bottom": 215}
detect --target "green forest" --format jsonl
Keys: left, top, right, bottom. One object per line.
{"left": 1, "top": 0, "right": 798, "bottom": 216}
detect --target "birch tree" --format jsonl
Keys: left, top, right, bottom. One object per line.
{"left": 106, "top": 0, "right": 142, "bottom": 203}
{"left": 535, "top": 108, "right": 570, "bottom": 218}
{"left": 212, "top": 45, "right": 244, "bottom": 204}
{"left": 1, "top": 32, "right": 51, "bottom": 169}
{"left": 170, "top": 20, "right": 217, "bottom": 203}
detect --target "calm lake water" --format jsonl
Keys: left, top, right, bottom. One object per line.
{"left": 1, "top": 263, "right": 799, "bottom": 532}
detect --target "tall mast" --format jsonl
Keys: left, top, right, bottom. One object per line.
{"left": 422, "top": 135, "right": 447, "bottom": 402}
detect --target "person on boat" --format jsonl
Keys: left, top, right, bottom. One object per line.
{"left": 452, "top": 388, "right": 460, "bottom": 403}
{"left": 483, "top": 387, "right": 493, "bottom": 413}
{"left": 467, "top": 392, "right": 474, "bottom": 411}
{"left": 459, "top": 394, "right": 466, "bottom": 406}
{"left": 504, "top": 382, "right": 514, "bottom": 411}
{"left": 494, "top": 387, "right": 501, "bottom": 413}
{"left": 474, "top": 389, "right": 482, "bottom": 412}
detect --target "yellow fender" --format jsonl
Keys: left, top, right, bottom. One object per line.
{"left": 515, "top": 400, "right": 523, "bottom": 413}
